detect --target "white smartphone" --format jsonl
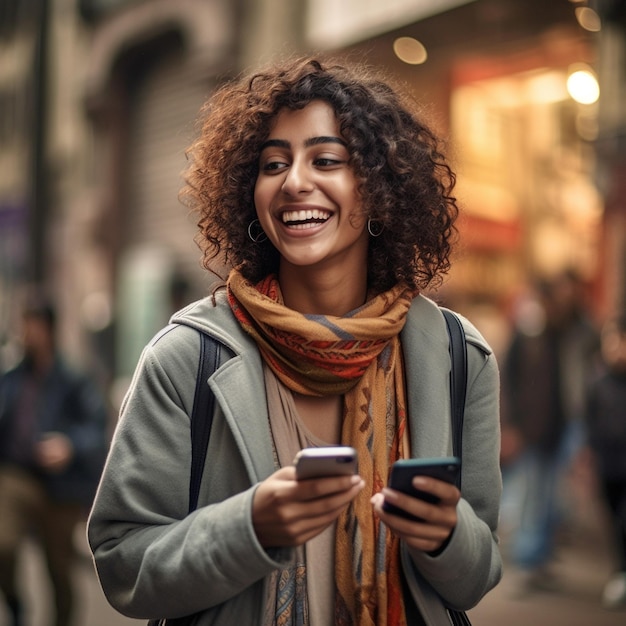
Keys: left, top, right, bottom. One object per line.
{"left": 294, "top": 446, "right": 358, "bottom": 480}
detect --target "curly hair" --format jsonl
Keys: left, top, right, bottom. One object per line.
{"left": 180, "top": 55, "right": 459, "bottom": 292}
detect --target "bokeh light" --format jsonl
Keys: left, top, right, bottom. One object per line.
{"left": 393, "top": 37, "right": 428, "bottom": 65}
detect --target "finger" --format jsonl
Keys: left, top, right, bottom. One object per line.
{"left": 411, "top": 476, "right": 460, "bottom": 505}
{"left": 371, "top": 494, "right": 455, "bottom": 552}
{"left": 290, "top": 479, "right": 366, "bottom": 524}
{"left": 379, "top": 487, "right": 457, "bottom": 528}
{"left": 295, "top": 474, "right": 364, "bottom": 502}
{"left": 260, "top": 479, "right": 365, "bottom": 547}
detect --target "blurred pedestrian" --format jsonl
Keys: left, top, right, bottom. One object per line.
{"left": 501, "top": 270, "right": 599, "bottom": 593}
{"left": 0, "top": 297, "right": 109, "bottom": 626}
{"left": 585, "top": 313, "right": 626, "bottom": 610}
{"left": 87, "top": 55, "right": 502, "bottom": 625}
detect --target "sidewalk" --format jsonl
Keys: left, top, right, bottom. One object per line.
{"left": 0, "top": 529, "right": 143, "bottom": 626}
{"left": 468, "top": 459, "right": 626, "bottom": 626}
{"left": 469, "top": 522, "right": 625, "bottom": 626}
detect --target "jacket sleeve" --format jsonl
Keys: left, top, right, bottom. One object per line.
{"left": 87, "top": 325, "right": 292, "bottom": 619}
{"left": 406, "top": 327, "right": 503, "bottom": 612}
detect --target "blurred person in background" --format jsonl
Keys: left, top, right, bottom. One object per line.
{"left": 501, "top": 270, "right": 599, "bottom": 594}
{"left": 0, "top": 296, "right": 109, "bottom": 626}
{"left": 585, "top": 313, "right": 626, "bottom": 610}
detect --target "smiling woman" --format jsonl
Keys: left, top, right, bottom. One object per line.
{"left": 87, "top": 55, "right": 503, "bottom": 626}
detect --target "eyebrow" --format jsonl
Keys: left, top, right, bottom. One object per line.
{"left": 259, "top": 136, "right": 347, "bottom": 151}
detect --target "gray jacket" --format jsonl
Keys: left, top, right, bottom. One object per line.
{"left": 87, "top": 291, "right": 502, "bottom": 625}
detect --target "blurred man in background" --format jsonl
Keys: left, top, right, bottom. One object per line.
{"left": 0, "top": 297, "right": 109, "bottom": 626}
{"left": 585, "top": 313, "right": 626, "bottom": 610}
{"left": 501, "top": 270, "right": 599, "bottom": 594}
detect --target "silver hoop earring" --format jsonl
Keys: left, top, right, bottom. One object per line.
{"left": 247, "top": 219, "right": 268, "bottom": 243}
{"left": 367, "top": 219, "right": 384, "bottom": 238}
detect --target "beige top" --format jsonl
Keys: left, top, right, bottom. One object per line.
{"left": 264, "top": 363, "right": 335, "bottom": 626}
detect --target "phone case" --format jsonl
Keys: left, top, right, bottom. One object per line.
{"left": 383, "top": 457, "right": 460, "bottom": 521}
{"left": 294, "top": 446, "right": 358, "bottom": 480}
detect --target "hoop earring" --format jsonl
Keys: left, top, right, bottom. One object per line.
{"left": 367, "top": 218, "right": 384, "bottom": 238}
{"left": 247, "top": 219, "right": 268, "bottom": 243}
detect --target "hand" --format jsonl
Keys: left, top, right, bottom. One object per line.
{"left": 253, "top": 465, "right": 365, "bottom": 548}
{"left": 370, "top": 475, "right": 460, "bottom": 553}
{"left": 34, "top": 432, "right": 74, "bottom": 473}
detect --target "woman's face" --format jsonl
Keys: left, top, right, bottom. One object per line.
{"left": 254, "top": 100, "right": 368, "bottom": 277}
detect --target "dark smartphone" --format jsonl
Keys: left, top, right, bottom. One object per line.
{"left": 382, "top": 456, "right": 461, "bottom": 521}
{"left": 294, "top": 446, "right": 358, "bottom": 480}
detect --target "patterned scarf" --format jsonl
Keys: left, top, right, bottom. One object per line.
{"left": 227, "top": 270, "right": 416, "bottom": 625}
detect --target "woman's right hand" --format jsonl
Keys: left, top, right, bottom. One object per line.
{"left": 252, "top": 465, "right": 365, "bottom": 548}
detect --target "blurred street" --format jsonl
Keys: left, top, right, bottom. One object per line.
{"left": 468, "top": 455, "right": 626, "bottom": 626}
{"left": 469, "top": 501, "right": 625, "bottom": 626}
{"left": 0, "top": 525, "right": 143, "bottom": 626}
{"left": 1, "top": 478, "right": 624, "bottom": 626}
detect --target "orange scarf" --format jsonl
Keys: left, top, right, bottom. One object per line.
{"left": 227, "top": 270, "right": 416, "bottom": 625}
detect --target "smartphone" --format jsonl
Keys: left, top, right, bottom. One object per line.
{"left": 294, "top": 446, "right": 358, "bottom": 480}
{"left": 382, "top": 456, "right": 461, "bottom": 521}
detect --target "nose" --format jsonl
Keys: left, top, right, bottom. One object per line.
{"left": 281, "top": 159, "right": 314, "bottom": 195}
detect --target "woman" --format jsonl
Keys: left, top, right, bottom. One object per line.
{"left": 88, "top": 56, "right": 502, "bottom": 626}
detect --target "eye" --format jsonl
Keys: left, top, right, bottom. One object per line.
{"left": 260, "top": 159, "right": 289, "bottom": 173}
{"left": 312, "top": 142, "right": 350, "bottom": 168}
{"left": 315, "top": 157, "right": 342, "bottom": 167}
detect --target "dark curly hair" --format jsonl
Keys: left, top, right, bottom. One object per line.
{"left": 180, "top": 55, "right": 458, "bottom": 292}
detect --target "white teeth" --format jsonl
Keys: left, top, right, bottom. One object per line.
{"left": 289, "top": 222, "right": 319, "bottom": 229}
{"left": 282, "top": 209, "right": 330, "bottom": 224}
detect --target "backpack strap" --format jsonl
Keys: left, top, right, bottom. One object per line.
{"left": 188, "top": 332, "right": 221, "bottom": 513}
{"left": 442, "top": 310, "right": 473, "bottom": 625}
{"left": 146, "top": 332, "right": 221, "bottom": 626}
{"left": 442, "top": 309, "right": 468, "bottom": 489}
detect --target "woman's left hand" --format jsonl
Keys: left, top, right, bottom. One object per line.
{"left": 370, "top": 476, "right": 460, "bottom": 553}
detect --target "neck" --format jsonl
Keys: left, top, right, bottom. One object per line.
{"left": 279, "top": 266, "right": 367, "bottom": 316}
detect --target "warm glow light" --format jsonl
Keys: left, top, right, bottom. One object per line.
{"left": 575, "top": 7, "right": 601, "bottom": 32}
{"left": 393, "top": 37, "right": 428, "bottom": 65}
{"left": 567, "top": 69, "right": 599, "bottom": 104}
{"left": 526, "top": 71, "right": 568, "bottom": 104}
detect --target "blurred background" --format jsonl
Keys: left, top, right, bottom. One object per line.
{"left": 0, "top": 1, "right": 625, "bottom": 625}
{"left": 1, "top": 0, "right": 624, "bottom": 402}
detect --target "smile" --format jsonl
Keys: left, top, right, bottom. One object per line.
{"left": 281, "top": 209, "right": 332, "bottom": 228}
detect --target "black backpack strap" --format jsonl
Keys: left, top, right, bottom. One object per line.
{"left": 442, "top": 309, "right": 468, "bottom": 489}
{"left": 188, "top": 332, "right": 221, "bottom": 513}
{"left": 442, "top": 309, "right": 473, "bottom": 625}
{"left": 146, "top": 332, "right": 221, "bottom": 626}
